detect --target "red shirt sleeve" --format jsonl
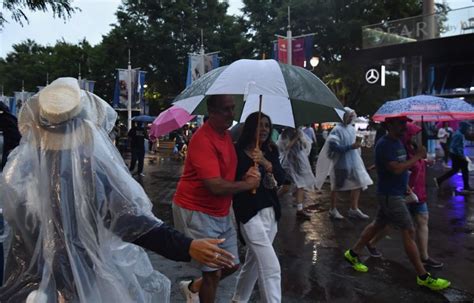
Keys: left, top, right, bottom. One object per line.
{"left": 188, "top": 134, "right": 221, "bottom": 180}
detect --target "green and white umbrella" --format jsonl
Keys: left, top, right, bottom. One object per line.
{"left": 173, "top": 59, "right": 345, "bottom": 127}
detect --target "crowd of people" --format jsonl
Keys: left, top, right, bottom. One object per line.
{"left": 1, "top": 80, "right": 471, "bottom": 302}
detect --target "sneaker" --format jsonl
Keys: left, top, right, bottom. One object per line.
{"left": 296, "top": 210, "right": 311, "bottom": 220}
{"left": 433, "top": 178, "right": 439, "bottom": 189}
{"left": 344, "top": 250, "right": 368, "bottom": 272}
{"left": 139, "top": 173, "right": 146, "bottom": 177}
{"left": 417, "top": 273, "right": 451, "bottom": 291}
{"left": 179, "top": 280, "right": 199, "bottom": 303}
{"left": 348, "top": 208, "right": 369, "bottom": 219}
{"left": 366, "top": 245, "right": 382, "bottom": 258}
{"left": 422, "top": 258, "right": 444, "bottom": 268}
{"left": 329, "top": 208, "right": 344, "bottom": 219}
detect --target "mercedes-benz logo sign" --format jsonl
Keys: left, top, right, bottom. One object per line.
{"left": 365, "top": 69, "right": 380, "bottom": 84}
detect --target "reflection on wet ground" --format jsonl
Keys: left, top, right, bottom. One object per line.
{"left": 137, "top": 150, "right": 474, "bottom": 302}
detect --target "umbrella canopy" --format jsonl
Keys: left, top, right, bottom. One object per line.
{"left": 149, "top": 106, "right": 195, "bottom": 138}
{"left": 373, "top": 95, "right": 474, "bottom": 122}
{"left": 132, "top": 115, "right": 156, "bottom": 123}
{"left": 173, "top": 59, "right": 344, "bottom": 127}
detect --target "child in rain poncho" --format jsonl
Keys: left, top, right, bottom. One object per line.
{"left": 277, "top": 127, "right": 316, "bottom": 219}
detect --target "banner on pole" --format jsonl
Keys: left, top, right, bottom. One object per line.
{"left": 185, "top": 53, "right": 219, "bottom": 87}
{"left": 277, "top": 38, "right": 288, "bottom": 64}
{"left": 78, "top": 79, "right": 95, "bottom": 93}
{"left": 13, "top": 91, "right": 34, "bottom": 116}
{"left": 276, "top": 35, "right": 314, "bottom": 67}
{"left": 0, "top": 96, "right": 11, "bottom": 111}
{"left": 304, "top": 35, "right": 314, "bottom": 64}
{"left": 113, "top": 68, "right": 140, "bottom": 109}
{"left": 292, "top": 37, "right": 305, "bottom": 67}
{"left": 137, "top": 70, "right": 147, "bottom": 114}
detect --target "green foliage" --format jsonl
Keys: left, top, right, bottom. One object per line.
{"left": 0, "top": 0, "right": 77, "bottom": 28}
{"left": 0, "top": 0, "right": 438, "bottom": 116}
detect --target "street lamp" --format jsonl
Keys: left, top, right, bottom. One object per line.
{"left": 310, "top": 56, "right": 319, "bottom": 70}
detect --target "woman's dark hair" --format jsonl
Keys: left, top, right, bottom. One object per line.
{"left": 236, "top": 112, "right": 274, "bottom": 151}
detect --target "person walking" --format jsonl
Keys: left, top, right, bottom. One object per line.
{"left": 367, "top": 122, "right": 443, "bottom": 268}
{"left": 315, "top": 107, "right": 372, "bottom": 220}
{"left": 172, "top": 95, "right": 260, "bottom": 303}
{"left": 277, "top": 127, "right": 315, "bottom": 220}
{"left": 0, "top": 78, "right": 236, "bottom": 303}
{"left": 434, "top": 121, "right": 473, "bottom": 194}
{"left": 128, "top": 121, "right": 147, "bottom": 176}
{"left": 437, "top": 122, "right": 453, "bottom": 168}
{"left": 232, "top": 112, "right": 286, "bottom": 303}
{"left": 344, "top": 116, "right": 450, "bottom": 291}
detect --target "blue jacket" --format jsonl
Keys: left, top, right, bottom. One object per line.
{"left": 449, "top": 121, "right": 471, "bottom": 157}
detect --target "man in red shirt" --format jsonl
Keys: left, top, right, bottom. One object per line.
{"left": 173, "top": 95, "right": 260, "bottom": 303}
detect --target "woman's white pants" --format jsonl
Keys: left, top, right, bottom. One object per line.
{"left": 232, "top": 207, "right": 281, "bottom": 303}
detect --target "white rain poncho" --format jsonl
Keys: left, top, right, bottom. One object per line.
{"left": 315, "top": 108, "right": 373, "bottom": 191}
{"left": 277, "top": 128, "right": 316, "bottom": 189}
{"left": 0, "top": 78, "right": 170, "bottom": 302}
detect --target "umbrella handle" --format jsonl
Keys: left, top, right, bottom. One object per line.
{"left": 251, "top": 95, "right": 263, "bottom": 195}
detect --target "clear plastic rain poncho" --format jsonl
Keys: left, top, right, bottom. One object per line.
{"left": 315, "top": 108, "right": 373, "bottom": 191}
{"left": 0, "top": 78, "right": 170, "bottom": 302}
{"left": 277, "top": 128, "right": 316, "bottom": 189}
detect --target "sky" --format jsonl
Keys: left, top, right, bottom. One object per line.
{"left": 0, "top": 0, "right": 472, "bottom": 58}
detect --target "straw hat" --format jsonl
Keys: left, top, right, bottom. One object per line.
{"left": 38, "top": 77, "right": 82, "bottom": 124}
{"left": 18, "top": 77, "right": 116, "bottom": 151}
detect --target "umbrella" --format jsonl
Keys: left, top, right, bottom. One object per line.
{"left": 132, "top": 115, "right": 156, "bottom": 123}
{"left": 372, "top": 95, "right": 474, "bottom": 122}
{"left": 172, "top": 59, "right": 345, "bottom": 127}
{"left": 149, "top": 106, "right": 195, "bottom": 138}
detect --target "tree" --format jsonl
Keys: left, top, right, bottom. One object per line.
{"left": 103, "top": 0, "right": 252, "bottom": 100}
{"left": 242, "top": 0, "right": 426, "bottom": 114}
{"left": 0, "top": 0, "right": 77, "bottom": 28}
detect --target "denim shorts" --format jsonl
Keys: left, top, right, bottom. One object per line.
{"left": 172, "top": 203, "right": 240, "bottom": 272}
{"left": 407, "top": 202, "right": 429, "bottom": 215}
{"left": 374, "top": 195, "right": 414, "bottom": 230}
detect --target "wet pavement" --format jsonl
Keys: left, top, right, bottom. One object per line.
{"left": 134, "top": 149, "right": 474, "bottom": 303}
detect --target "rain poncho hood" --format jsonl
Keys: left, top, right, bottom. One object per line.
{"left": 0, "top": 78, "right": 170, "bottom": 302}
{"left": 315, "top": 108, "right": 373, "bottom": 191}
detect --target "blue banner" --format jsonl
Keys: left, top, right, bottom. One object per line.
{"left": 185, "top": 53, "right": 219, "bottom": 87}
{"left": 304, "top": 36, "right": 314, "bottom": 63}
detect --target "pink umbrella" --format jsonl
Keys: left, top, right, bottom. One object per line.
{"left": 149, "top": 106, "right": 195, "bottom": 139}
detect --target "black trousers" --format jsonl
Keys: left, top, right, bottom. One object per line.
{"left": 130, "top": 149, "right": 145, "bottom": 174}
{"left": 437, "top": 153, "right": 470, "bottom": 189}
{"left": 440, "top": 142, "right": 450, "bottom": 164}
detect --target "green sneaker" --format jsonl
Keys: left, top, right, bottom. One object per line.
{"left": 417, "top": 273, "right": 451, "bottom": 291}
{"left": 344, "top": 250, "right": 368, "bottom": 272}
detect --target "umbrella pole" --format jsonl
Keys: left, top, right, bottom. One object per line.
{"left": 252, "top": 95, "right": 263, "bottom": 194}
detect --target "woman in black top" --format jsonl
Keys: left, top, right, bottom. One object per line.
{"left": 232, "top": 112, "right": 286, "bottom": 303}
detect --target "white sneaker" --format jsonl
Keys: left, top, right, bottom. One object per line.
{"left": 179, "top": 280, "right": 199, "bottom": 303}
{"left": 348, "top": 208, "right": 369, "bottom": 219}
{"left": 329, "top": 208, "right": 344, "bottom": 219}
